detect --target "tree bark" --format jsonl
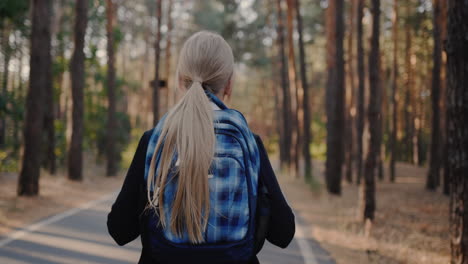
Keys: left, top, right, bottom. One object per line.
{"left": 0, "top": 22, "right": 11, "bottom": 148}
{"left": 389, "top": 0, "right": 398, "bottom": 182}
{"left": 286, "top": 0, "right": 300, "bottom": 176}
{"left": 439, "top": 0, "right": 449, "bottom": 196}
{"left": 361, "top": 0, "right": 381, "bottom": 221}
{"left": 325, "top": 0, "right": 345, "bottom": 194}
{"left": 43, "top": 50, "right": 55, "bottom": 174}
{"left": 345, "top": 0, "right": 356, "bottom": 183}
{"left": 295, "top": 0, "right": 312, "bottom": 180}
{"left": 43, "top": 8, "right": 57, "bottom": 175}
{"left": 446, "top": 1, "right": 468, "bottom": 262}
{"left": 153, "top": 0, "right": 162, "bottom": 125}
{"left": 18, "top": 0, "right": 53, "bottom": 196}
{"left": 427, "top": 0, "right": 442, "bottom": 191}
{"left": 276, "top": 0, "right": 292, "bottom": 169}
{"left": 165, "top": 0, "right": 174, "bottom": 108}
{"left": 403, "top": 4, "right": 414, "bottom": 164}
{"left": 68, "top": 0, "right": 88, "bottom": 181}
{"left": 106, "top": 0, "right": 118, "bottom": 176}
{"left": 355, "top": 0, "right": 365, "bottom": 184}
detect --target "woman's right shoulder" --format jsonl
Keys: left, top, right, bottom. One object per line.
{"left": 142, "top": 128, "right": 154, "bottom": 140}
{"left": 138, "top": 128, "right": 155, "bottom": 150}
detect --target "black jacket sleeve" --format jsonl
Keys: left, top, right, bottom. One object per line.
{"left": 107, "top": 129, "right": 153, "bottom": 246}
{"left": 254, "top": 135, "right": 295, "bottom": 248}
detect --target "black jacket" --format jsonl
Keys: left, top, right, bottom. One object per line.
{"left": 107, "top": 129, "right": 295, "bottom": 263}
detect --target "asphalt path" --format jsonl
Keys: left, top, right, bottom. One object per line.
{"left": 0, "top": 193, "right": 334, "bottom": 264}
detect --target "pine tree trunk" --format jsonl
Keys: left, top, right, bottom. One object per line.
{"left": 446, "top": 1, "right": 468, "bottom": 261}
{"left": 53, "top": 0, "right": 66, "bottom": 121}
{"left": 286, "top": 0, "right": 300, "bottom": 176}
{"left": 345, "top": 0, "right": 356, "bottom": 183}
{"left": 389, "top": 0, "right": 398, "bottom": 182}
{"left": 273, "top": 69, "right": 283, "bottom": 162}
{"left": 295, "top": 0, "right": 313, "bottom": 180}
{"left": 43, "top": 11, "right": 56, "bottom": 175}
{"left": 68, "top": 0, "right": 88, "bottom": 181}
{"left": 325, "top": 0, "right": 345, "bottom": 194}
{"left": 403, "top": 5, "right": 414, "bottom": 163}
{"left": 153, "top": 0, "right": 162, "bottom": 125}
{"left": 165, "top": 0, "right": 174, "bottom": 108}
{"left": 276, "top": 0, "right": 292, "bottom": 169}
{"left": 0, "top": 22, "right": 11, "bottom": 148}
{"left": 362, "top": 0, "right": 381, "bottom": 221}
{"left": 377, "top": 56, "right": 385, "bottom": 181}
{"left": 106, "top": 0, "right": 118, "bottom": 176}
{"left": 43, "top": 46, "right": 55, "bottom": 175}
{"left": 427, "top": 0, "right": 442, "bottom": 191}
{"left": 355, "top": 0, "right": 365, "bottom": 184}
{"left": 18, "top": 0, "right": 52, "bottom": 196}
{"left": 439, "top": 0, "right": 449, "bottom": 196}
{"left": 142, "top": 29, "right": 151, "bottom": 127}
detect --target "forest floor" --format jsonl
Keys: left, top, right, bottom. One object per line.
{"left": 0, "top": 155, "right": 125, "bottom": 237}
{"left": 280, "top": 161, "right": 449, "bottom": 264}
{"left": 0, "top": 157, "right": 450, "bottom": 264}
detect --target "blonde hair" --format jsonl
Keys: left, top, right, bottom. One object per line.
{"left": 147, "top": 31, "right": 234, "bottom": 243}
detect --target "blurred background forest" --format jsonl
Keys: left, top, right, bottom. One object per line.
{"left": 0, "top": 0, "right": 445, "bottom": 187}
{"left": 1, "top": 0, "right": 467, "bottom": 263}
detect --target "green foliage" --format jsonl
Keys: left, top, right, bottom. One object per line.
{"left": 83, "top": 51, "right": 132, "bottom": 168}
{"left": 0, "top": 0, "right": 28, "bottom": 23}
{"left": 0, "top": 93, "right": 7, "bottom": 118}
{"left": 0, "top": 150, "right": 18, "bottom": 172}
{"left": 54, "top": 119, "right": 67, "bottom": 166}
{"left": 121, "top": 128, "right": 144, "bottom": 169}
{"left": 113, "top": 26, "right": 124, "bottom": 47}
{"left": 0, "top": 92, "right": 24, "bottom": 172}
{"left": 52, "top": 57, "right": 68, "bottom": 78}
{"left": 311, "top": 114, "right": 327, "bottom": 160}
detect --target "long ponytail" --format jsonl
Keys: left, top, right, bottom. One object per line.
{"left": 147, "top": 31, "right": 234, "bottom": 244}
{"left": 147, "top": 79, "right": 215, "bottom": 243}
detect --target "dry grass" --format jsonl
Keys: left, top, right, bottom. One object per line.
{"left": 0, "top": 155, "right": 125, "bottom": 237}
{"left": 279, "top": 162, "right": 449, "bottom": 264}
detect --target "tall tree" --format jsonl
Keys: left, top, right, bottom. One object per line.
{"left": 17, "top": 0, "right": 53, "bottom": 196}
{"left": 43, "top": 0, "right": 65, "bottom": 176}
{"left": 355, "top": 0, "right": 365, "bottom": 184}
{"left": 106, "top": 0, "right": 118, "bottom": 176}
{"left": 153, "top": 0, "right": 162, "bottom": 125}
{"left": 68, "top": 0, "right": 88, "bottom": 181}
{"left": 286, "top": 0, "right": 300, "bottom": 176}
{"left": 295, "top": 0, "right": 312, "bottom": 180}
{"left": 325, "top": 0, "right": 345, "bottom": 194}
{"left": 345, "top": 0, "right": 356, "bottom": 183}
{"left": 426, "top": 0, "right": 442, "bottom": 191}
{"left": 165, "top": 0, "right": 174, "bottom": 107}
{"left": 446, "top": 0, "right": 468, "bottom": 261}
{"left": 362, "top": 0, "right": 381, "bottom": 220}
{"left": 276, "top": 0, "right": 292, "bottom": 169}
{"left": 389, "top": 0, "right": 398, "bottom": 182}
{"left": 0, "top": 22, "right": 11, "bottom": 148}
{"left": 54, "top": 0, "right": 67, "bottom": 121}
{"left": 43, "top": 38, "right": 55, "bottom": 175}
{"left": 440, "top": 0, "right": 449, "bottom": 195}
{"left": 403, "top": 3, "right": 415, "bottom": 164}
